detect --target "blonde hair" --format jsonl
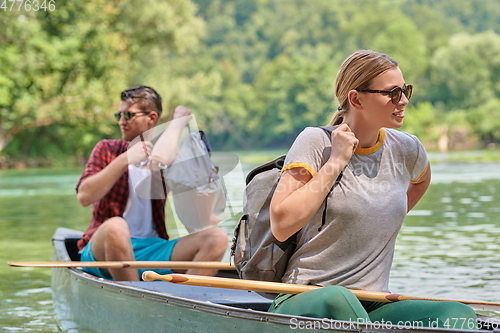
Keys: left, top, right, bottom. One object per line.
{"left": 329, "top": 50, "right": 398, "bottom": 125}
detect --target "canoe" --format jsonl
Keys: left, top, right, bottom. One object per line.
{"left": 51, "top": 227, "right": 499, "bottom": 333}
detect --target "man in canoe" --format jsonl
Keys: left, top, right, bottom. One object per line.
{"left": 75, "top": 85, "right": 228, "bottom": 281}
{"left": 268, "top": 50, "right": 478, "bottom": 329}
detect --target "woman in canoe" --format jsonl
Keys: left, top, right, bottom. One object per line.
{"left": 268, "top": 50, "right": 478, "bottom": 329}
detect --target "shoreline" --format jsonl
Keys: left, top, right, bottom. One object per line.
{"left": 1, "top": 148, "right": 499, "bottom": 170}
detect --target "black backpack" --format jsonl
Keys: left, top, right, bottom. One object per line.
{"left": 230, "top": 127, "right": 340, "bottom": 283}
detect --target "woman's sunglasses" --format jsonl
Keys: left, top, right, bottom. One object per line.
{"left": 356, "top": 84, "right": 413, "bottom": 105}
{"left": 114, "top": 111, "right": 152, "bottom": 121}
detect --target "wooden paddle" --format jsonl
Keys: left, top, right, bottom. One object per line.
{"left": 142, "top": 271, "right": 500, "bottom": 313}
{"left": 7, "top": 261, "right": 236, "bottom": 270}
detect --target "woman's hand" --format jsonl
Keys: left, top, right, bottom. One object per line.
{"left": 270, "top": 126, "right": 357, "bottom": 241}
{"left": 329, "top": 124, "right": 358, "bottom": 168}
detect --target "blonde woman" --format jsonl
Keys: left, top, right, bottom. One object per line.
{"left": 269, "top": 50, "right": 477, "bottom": 329}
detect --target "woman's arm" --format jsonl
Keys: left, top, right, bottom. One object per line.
{"left": 407, "top": 163, "right": 431, "bottom": 212}
{"left": 270, "top": 124, "right": 358, "bottom": 242}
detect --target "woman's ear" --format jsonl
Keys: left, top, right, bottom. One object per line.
{"left": 348, "top": 90, "right": 363, "bottom": 110}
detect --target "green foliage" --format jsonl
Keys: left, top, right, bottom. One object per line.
{"left": 428, "top": 32, "right": 500, "bottom": 110}
{"left": 252, "top": 53, "right": 337, "bottom": 146}
{"left": 370, "top": 18, "right": 428, "bottom": 87}
{"left": 0, "top": 2, "right": 128, "bottom": 148}
{"left": 2, "top": 0, "right": 500, "bottom": 165}
{"left": 0, "top": 0, "right": 204, "bottom": 162}
{"left": 402, "top": 102, "right": 443, "bottom": 146}
{"left": 465, "top": 98, "right": 500, "bottom": 144}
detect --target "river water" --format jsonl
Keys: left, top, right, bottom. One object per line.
{"left": 0, "top": 154, "right": 499, "bottom": 332}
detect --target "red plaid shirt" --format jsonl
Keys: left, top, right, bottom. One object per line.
{"left": 76, "top": 139, "right": 168, "bottom": 251}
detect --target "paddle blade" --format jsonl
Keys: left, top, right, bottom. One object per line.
{"left": 142, "top": 271, "right": 166, "bottom": 282}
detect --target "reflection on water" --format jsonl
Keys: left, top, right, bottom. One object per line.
{"left": 0, "top": 168, "right": 89, "bottom": 333}
{"left": 0, "top": 160, "right": 500, "bottom": 332}
{"left": 431, "top": 162, "right": 500, "bottom": 184}
{"left": 1, "top": 279, "right": 59, "bottom": 332}
{"left": 393, "top": 164, "right": 500, "bottom": 313}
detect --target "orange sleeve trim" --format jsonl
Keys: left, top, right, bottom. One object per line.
{"left": 282, "top": 162, "right": 316, "bottom": 177}
{"left": 410, "top": 163, "right": 430, "bottom": 184}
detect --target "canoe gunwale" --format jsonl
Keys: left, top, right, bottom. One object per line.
{"left": 61, "top": 268, "right": 278, "bottom": 322}
{"left": 51, "top": 227, "right": 495, "bottom": 333}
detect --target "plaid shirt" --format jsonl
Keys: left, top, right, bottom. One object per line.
{"left": 76, "top": 139, "right": 168, "bottom": 251}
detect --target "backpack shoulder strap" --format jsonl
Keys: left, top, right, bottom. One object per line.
{"left": 244, "top": 127, "right": 335, "bottom": 185}
{"left": 245, "top": 155, "right": 286, "bottom": 185}
{"left": 319, "top": 125, "right": 338, "bottom": 136}
{"left": 245, "top": 127, "right": 335, "bottom": 184}
{"left": 198, "top": 130, "right": 212, "bottom": 156}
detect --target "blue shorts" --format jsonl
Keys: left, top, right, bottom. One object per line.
{"left": 79, "top": 237, "right": 180, "bottom": 280}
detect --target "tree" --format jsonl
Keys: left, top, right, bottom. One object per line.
{"left": 0, "top": 0, "right": 204, "bottom": 160}
{"left": 370, "top": 19, "right": 428, "bottom": 90}
{"left": 4, "top": 0, "right": 500, "bottom": 161}
{"left": 466, "top": 98, "right": 500, "bottom": 145}
{"left": 402, "top": 102, "right": 447, "bottom": 151}
{"left": 428, "top": 31, "right": 500, "bottom": 110}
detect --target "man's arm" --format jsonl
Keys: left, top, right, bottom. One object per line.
{"left": 76, "top": 153, "right": 128, "bottom": 207}
{"left": 149, "top": 106, "right": 192, "bottom": 167}
{"left": 77, "top": 141, "right": 152, "bottom": 207}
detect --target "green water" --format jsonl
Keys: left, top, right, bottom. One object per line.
{"left": 1, "top": 157, "right": 500, "bottom": 332}
{"left": 0, "top": 168, "right": 89, "bottom": 332}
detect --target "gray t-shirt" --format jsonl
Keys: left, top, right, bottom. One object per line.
{"left": 281, "top": 127, "right": 429, "bottom": 292}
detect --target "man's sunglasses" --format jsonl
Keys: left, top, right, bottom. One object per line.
{"left": 114, "top": 111, "right": 152, "bottom": 121}
{"left": 356, "top": 84, "right": 413, "bottom": 105}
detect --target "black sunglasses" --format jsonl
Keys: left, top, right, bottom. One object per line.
{"left": 356, "top": 84, "right": 413, "bottom": 105}
{"left": 114, "top": 111, "right": 152, "bottom": 121}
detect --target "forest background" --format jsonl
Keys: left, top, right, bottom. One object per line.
{"left": 1, "top": 0, "right": 500, "bottom": 168}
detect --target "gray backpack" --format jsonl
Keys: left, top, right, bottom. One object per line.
{"left": 164, "top": 127, "right": 218, "bottom": 195}
{"left": 231, "top": 127, "right": 339, "bottom": 283}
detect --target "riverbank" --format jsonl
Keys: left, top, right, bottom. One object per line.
{"left": 427, "top": 149, "right": 500, "bottom": 164}
{"left": 1, "top": 148, "right": 499, "bottom": 170}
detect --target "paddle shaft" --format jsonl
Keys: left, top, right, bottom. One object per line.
{"left": 142, "top": 272, "right": 500, "bottom": 312}
{"left": 7, "top": 261, "right": 235, "bottom": 270}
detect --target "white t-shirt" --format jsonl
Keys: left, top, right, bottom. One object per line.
{"left": 123, "top": 165, "right": 158, "bottom": 238}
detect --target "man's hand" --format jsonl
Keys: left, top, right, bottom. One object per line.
{"left": 127, "top": 139, "right": 153, "bottom": 166}
{"left": 172, "top": 105, "right": 192, "bottom": 120}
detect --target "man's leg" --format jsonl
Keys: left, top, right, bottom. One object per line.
{"left": 90, "top": 217, "right": 139, "bottom": 281}
{"left": 170, "top": 226, "right": 228, "bottom": 276}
